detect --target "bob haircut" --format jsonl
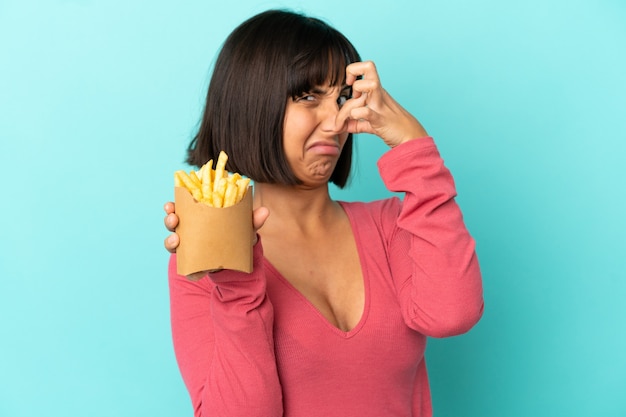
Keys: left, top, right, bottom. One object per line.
{"left": 186, "top": 9, "right": 361, "bottom": 188}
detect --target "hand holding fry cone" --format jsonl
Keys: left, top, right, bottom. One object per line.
{"left": 173, "top": 151, "right": 253, "bottom": 276}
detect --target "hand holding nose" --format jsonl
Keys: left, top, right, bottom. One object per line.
{"left": 335, "top": 61, "right": 428, "bottom": 147}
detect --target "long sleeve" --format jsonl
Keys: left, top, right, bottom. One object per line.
{"left": 168, "top": 240, "right": 283, "bottom": 417}
{"left": 377, "top": 137, "right": 484, "bottom": 338}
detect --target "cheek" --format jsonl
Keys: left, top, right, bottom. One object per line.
{"left": 283, "top": 108, "right": 316, "bottom": 147}
{"left": 286, "top": 109, "right": 315, "bottom": 130}
{"left": 283, "top": 106, "right": 304, "bottom": 139}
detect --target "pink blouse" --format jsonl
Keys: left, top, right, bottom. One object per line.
{"left": 168, "top": 137, "right": 484, "bottom": 416}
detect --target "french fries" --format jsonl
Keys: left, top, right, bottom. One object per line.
{"left": 174, "top": 151, "right": 250, "bottom": 208}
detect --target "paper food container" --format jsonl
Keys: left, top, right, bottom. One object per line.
{"left": 174, "top": 186, "right": 253, "bottom": 275}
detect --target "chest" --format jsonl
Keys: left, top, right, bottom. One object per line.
{"left": 264, "top": 251, "right": 426, "bottom": 411}
{"left": 262, "top": 221, "right": 364, "bottom": 332}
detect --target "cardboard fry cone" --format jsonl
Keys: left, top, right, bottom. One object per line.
{"left": 174, "top": 186, "right": 253, "bottom": 275}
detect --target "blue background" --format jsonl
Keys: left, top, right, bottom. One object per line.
{"left": 1, "top": 0, "right": 625, "bottom": 416}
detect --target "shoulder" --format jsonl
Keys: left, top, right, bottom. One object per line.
{"left": 341, "top": 196, "right": 401, "bottom": 214}
{"left": 340, "top": 197, "right": 402, "bottom": 232}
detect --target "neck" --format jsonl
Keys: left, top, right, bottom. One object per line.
{"left": 253, "top": 182, "right": 340, "bottom": 235}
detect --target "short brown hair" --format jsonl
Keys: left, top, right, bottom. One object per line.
{"left": 186, "top": 9, "right": 361, "bottom": 188}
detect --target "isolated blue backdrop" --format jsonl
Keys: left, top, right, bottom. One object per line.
{"left": 1, "top": 0, "right": 624, "bottom": 416}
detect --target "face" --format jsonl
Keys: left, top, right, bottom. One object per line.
{"left": 282, "top": 84, "right": 351, "bottom": 188}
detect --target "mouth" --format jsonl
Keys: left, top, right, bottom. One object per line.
{"left": 306, "top": 140, "right": 341, "bottom": 156}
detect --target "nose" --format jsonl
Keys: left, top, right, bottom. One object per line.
{"left": 319, "top": 98, "right": 343, "bottom": 134}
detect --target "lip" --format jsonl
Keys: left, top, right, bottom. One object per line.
{"left": 307, "top": 140, "right": 340, "bottom": 155}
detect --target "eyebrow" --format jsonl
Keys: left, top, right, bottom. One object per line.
{"left": 309, "top": 85, "right": 351, "bottom": 95}
{"left": 310, "top": 86, "right": 328, "bottom": 95}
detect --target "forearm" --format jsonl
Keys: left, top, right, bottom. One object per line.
{"left": 379, "top": 137, "right": 484, "bottom": 337}
{"left": 204, "top": 262, "right": 283, "bottom": 416}
{"left": 169, "top": 242, "right": 283, "bottom": 416}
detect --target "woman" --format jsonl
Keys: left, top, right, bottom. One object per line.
{"left": 164, "top": 9, "right": 483, "bottom": 417}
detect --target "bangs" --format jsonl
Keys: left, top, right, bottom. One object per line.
{"left": 287, "top": 22, "right": 361, "bottom": 97}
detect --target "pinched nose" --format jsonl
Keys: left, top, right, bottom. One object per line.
{"left": 320, "top": 101, "right": 348, "bottom": 134}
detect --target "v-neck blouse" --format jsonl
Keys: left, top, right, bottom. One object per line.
{"left": 263, "top": 199, "right": 429, "bottom": 416}
{"left": 168, "top": 137, "right": 484, "bottom": 417}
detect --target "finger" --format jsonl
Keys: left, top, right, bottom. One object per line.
{"left": 334, "top": 94, "right": 367, "bottom": 131}
{"left": 345, "top": 117, "right": 373, "bottom": 135}
{"left": 164, "top": 201, "right": 175, "bottom": 214}
{"left": 352, "top": 79, "right": 381, "bottom": 105}
{"left": 251, "top": 206, "right": 270, "bottom": 245}
{"left": 164, "top": 233, "right": 179, "bottom": 253}
{"left": 345, "top": 61, "right": 380, "bottom": 86}
{"left": 349, "top": 105, "right": 376, "bottom": 124}
{"left": 346, "top": 61, "right": 383, "bottom": 105}
{"left": 253, "top": 206, "right": 270, "bottom": 232}
{"left": 164, "top": 212, "right": 179, "bottom": 232}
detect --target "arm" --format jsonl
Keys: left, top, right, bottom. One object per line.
{"left": 168, "top": 240, "right": 283, "bottom": 416}
{"left": 335, "top": 61, "right": 482, "bottom": 337}
{"left": 378, "top": 137, "right": 484, "bottom": 338}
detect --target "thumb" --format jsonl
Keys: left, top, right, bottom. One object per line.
{"left": 253, "top": 206, "right": 270, "bottom": 234}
